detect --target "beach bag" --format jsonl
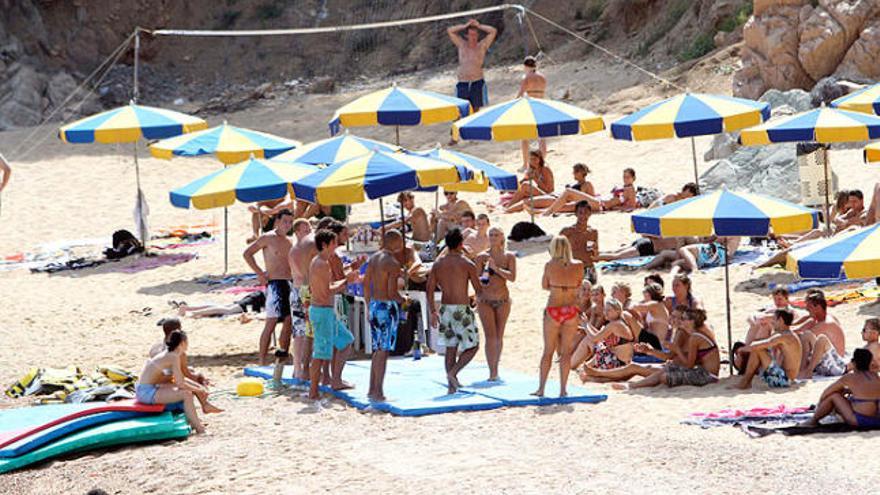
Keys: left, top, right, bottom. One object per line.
{"left": 104, "top": 229, "right": 143, "bottom": 260}
{"left": 636, "top": 187, "right": 662, "bottom": 208}
{"left": 508, "top": 222, "right": 546, "bottom": 242}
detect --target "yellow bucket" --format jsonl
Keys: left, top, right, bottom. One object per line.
{"left": 236, "top": 378, "right": 264, "bottom": 397}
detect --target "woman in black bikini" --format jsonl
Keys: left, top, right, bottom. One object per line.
{"left": 475, "top": 227, "right": 517, "bottom": 382}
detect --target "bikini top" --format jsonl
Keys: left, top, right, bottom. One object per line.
{"left": 693, "top": 332, "right": 717, "bottom": 360}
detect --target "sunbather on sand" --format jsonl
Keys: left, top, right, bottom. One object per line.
{"left": 138, "top": 331, "right": 209, "bottom": 434}
{"left": 500, "top": 150, "right": 554, "bottom": 214}
{"left": 610, "top": 282, "right": 644, "bottom": 348}
{"left": 518, "top": 163, "right": 594, "bottom": 216}
{"left": 174, "top": 291, "right": 265, "bottom": 321}
{"left": 614, "top": 307, "right": 719, "bottom": 390}
{"left": 668, "top": 236, "right": 741, "bottom": 277}
{"left": 794, "top": 291, "right": 847, "bottom": 379}
{"left": 732, "top": 309, "right": 802, "bottom": 389}
{"left": 428, "top": 228, "right": 483, "bottom": 394}
{"left": 540, "top": 167, "right": 638, "bottom": 214}
{"left": 534, "top": 236, "right": 582, "bottom": 397}
{"left": 578, "top": 299, "right": 638, "bottom": 382}
{"left": 733, "top": 288, "right": 808, "bottom": 373}
{"left": 629, "top": 282, "right": 671, "bottom": 347}
{"left": 799, "top": 348, "right": 880, "bottom": 428}
{"left": 598, "top": 235, "right": 685, "bottom": 262}
{"left": 648, "top": 182, "right": 699, "bottom": 208}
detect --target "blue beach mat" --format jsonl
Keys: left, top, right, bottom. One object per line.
{"left": 0, "top": 410, "right": 145, "bottom": 458}
{"left": 244, "top": 356, "right": 606, "bottom": 415}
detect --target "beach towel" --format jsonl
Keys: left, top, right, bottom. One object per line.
{"left": 118, "top": 253, "right": 197, "bottom": 274}
{"left": 195, "top": 273, "right": 257, "bottom": 286}
{"left": 769, "top": 276, "right": 865, "bottom": 294}
{"left": 5, "top": 366, "right": 137, "bottom": 404}
{"left": 30, "top": 257, "right": 107, "bottom": 274}
{"left": 743, "top": 422, "right": 880, "bottom": 437}
{"left": 597, "top": 256, "right": 655, "bottom": 272}
{"left": 223, "top": 285, "right": 265, "bottom": 295}
{"left": 682, "top": 404, "right": 813, "bottom": 428}
{"left": 791, "top": 284, "right": 880, "bottom": 308}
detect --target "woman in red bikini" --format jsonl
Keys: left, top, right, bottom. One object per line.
{"left": 533, "top": 235, "right": 584, "bottom": 398}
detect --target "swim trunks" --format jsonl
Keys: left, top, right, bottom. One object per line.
{"left": 855, "top": 412, "right": 880, "bottom": 429}
{"left": 369, "top": 300, "right": 400, "bottom": 353}
{"left": 664, "top": 363, "right": 716, "bottom": 387}
{"left": 456, "top": 79, "right": 488, "bottom": 111}
{"left": 266, "top": 279, "right": 293, "bottom": 319}
{"left": 813, "top": 347, "right": 847, "bottom": 377}
{"left": 760, "top": 361, "right": 790, "bottom": 388}
{"left": 438, "top": 304, "right": 479, "bottom": 351}
{"left": 135, "top": 383, "right": 158, "bottom": 404}
{"left": 290, "top": 286, "right": 309, "bottom": 338}
{"left": 308, "top": 305, "right": 354, "bottom": 361}
{"left": 632, "top": 237, "right": 655, "bottom": 257}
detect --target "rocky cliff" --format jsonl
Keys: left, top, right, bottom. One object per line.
{"left": 735, "top": 0, "right": 880, "bottom": 98}
{"left": 0, "top": 0, "right": 750, "bottom": 130}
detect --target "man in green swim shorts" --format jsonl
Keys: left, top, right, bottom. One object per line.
{"left": 428, "top": 228, "right": 483, "bottom": 394}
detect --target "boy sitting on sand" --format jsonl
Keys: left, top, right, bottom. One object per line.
{"left": 732, "top": 309, "right": 802, "bottom": 389}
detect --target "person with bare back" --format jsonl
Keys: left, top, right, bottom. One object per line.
{"left": 447, "top": 18, "right": 497, "bottom": 112}
{"left": 363, "top": 230, "right": 407, "bottom": 401}
{"left": 243, "top": 210, "right": 295, "bottom": 365}
{"left": 428, "top": 228, "right": 483, "bottom": 394}
{"left": 288, "top": 218, "right": 316, "bottom": 380}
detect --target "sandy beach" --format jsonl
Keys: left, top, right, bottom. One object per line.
{"left": 2, "top": 58, "right": 880, "bottom": 494}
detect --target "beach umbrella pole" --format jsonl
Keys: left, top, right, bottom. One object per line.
{"left": 528, "top": 177, "right": 535, "bottom": 224}
{"left": 395, "top": 126, "right": 400, "bottom": 147}
{"left": 224, "top": 207, "right": 229, "bottom": 274}
{"left": 823, "top": 150, "right": 832, "bottom": 236}
{"left": 723, "top": 241, "right": 733, "bottom": 375}
{"left": 379, "top": 199, "right": 386, "bottom": 238}
{"left": 132, "top": 142, "right": 148, "bottom": 253}
{"left": 690, "top": 137, "right": 699, "bottom": 187}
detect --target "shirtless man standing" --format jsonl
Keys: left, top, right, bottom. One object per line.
{"left": 447, "top": 19, "right": 497, "bottom": 112}
{"left": 363, "top": 230, "right": 407, "bottom": 401}
{"left": 243, "top": 210, "right": 294, "bottom": 365}
{"left": 288, "top": 218, "right": 316, "bottom": 380}
{"left": 428, "top": 228, "right": 483, "bottom": 393}
{"left": 517, "top": 56, "right": 548, "bottom": 168}
{"left": 560, "top": 201, "right": 599, "bottom": 284}
{"left": 308, "top": 230, "right": 358, "bottom": 401}
{"left": 325, "top": 221, "right": 363, "bottom": 390}
{"left": 795, "top": 291, "right": 847, "bottom": 379}
{"left": 733, "top": 309, "right": 803, "bottom": 389}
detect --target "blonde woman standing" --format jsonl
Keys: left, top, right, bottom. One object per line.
{"left": 534, "top": 236, "right": 584, "bottom": 397}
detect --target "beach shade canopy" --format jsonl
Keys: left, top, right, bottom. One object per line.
{"left": 292, "top": 149, "right": 468, "bottom": 205}
{"left": 632, "top": 189, "right": 820, "bottom": 238}
{"left": 59, "top": 103, "right": 207, "bottom": 143}
{"left": 272, "top": 132, "right": 399, "bottom": 165}
{"left": 830, "top": 83, "right": 880, "bottom": 115}
{"left": 150, "top": 123, "right": 301, "bottom": 165}
{"left": 864, "top": 141, "right": 880, "bottom": 163}
{"left": 452, "top": 96, "right": 604, "bottom": 141}
{"left": 170, "top": 158, "right": 319, "bottom": 210}
{"left": 329, "top": 86, "right": 471, "bottom": 135}
{"left": 786, "top": 224, "right": 880, "bottom": 280}
{"left": 410, "top": 146, "right": 518, "bottom": 192}
{"left": 610, "top": 93, "right": 770, "bottom": 141}
{"left": 632, "top": 189, "right": 819, "bottom": 373}
{"left": 739, "top": 107, "right": 880, "bottom": 145}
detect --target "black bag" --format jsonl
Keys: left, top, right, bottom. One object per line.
{"left": 103, "top": 229, "right": 143, "bottom": 260}
{"left": 391, "top": 302, "right": 420, "bottom": 356}
{"left": 508, "top": 221, "right": 546, "bottom": 242}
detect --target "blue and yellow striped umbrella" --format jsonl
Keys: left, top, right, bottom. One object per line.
{"left": 452, "top": 96, "right": 604, "bottom": 141}
{"left": 410, "top": 146, "right": 517, "bottom": 192}
{"left": 739, "top": 107, "right": 880, "bottom": 145}
{"left": 831, "top": 83, "right": 880, "bottom": 115}
{"left": 59, "top": 103, "right": 207, "bottom": 143}
{"left": 786, "top": 224, "right": 880, "bottom": 279}
{"left": 170, "top": 158, "right": 318, "bottom": 210}
{"left": 329, "top": 86, "right": 471, "bottom": 135}
{"left": 292, "top": 150, "right": 466, "bottom": 205}
{"left": 610, "top": 93, "right": 769, "bottom": 141}
{"left": 632, "top": 189, "right": 819, "bottom": 237}
{"left": 863, "top": 141, "right": 880, "bottom": 163}
{"left": 272, "top": 132, "right": 398, "bottom": 165}
{"left": 150, "top": 123, "right": 301, "bottom": 165}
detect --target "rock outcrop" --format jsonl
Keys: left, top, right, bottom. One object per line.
{"left": 735, "top": 0, "right": 880, "bottom": 99}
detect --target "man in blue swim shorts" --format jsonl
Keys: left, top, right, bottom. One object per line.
{"left": 447, "top": 18, "right": 497, "bottom": 112}
{"left": 732, "top": 309, "right": 802, "bottom": 390}
{"left": 308, "top": 229, "right": 358, "bottom": 401}
{"left": 364, "top": 230, "right": 407, "bottom": 402}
